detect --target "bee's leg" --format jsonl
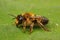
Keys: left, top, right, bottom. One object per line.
{"left": 30, "top": 23, "right": 34, "bottom": 33}
{"left": 15, "top": 21, "right": 19, "bottom": 28}
{"left": 16, "top": 23, "right": 19, "bottom": 28}
{"left": 23, "top": 22, "right": 26, "bottom": 33}
{"left": 15, "top": 19, "right": 19, "bottom": 28}
{"left": 37, "top": 21, "right": 49, "bottom": 31}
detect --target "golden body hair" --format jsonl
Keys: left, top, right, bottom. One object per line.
{"left": 15, "top": 12, "right": 49, "bottom": 33}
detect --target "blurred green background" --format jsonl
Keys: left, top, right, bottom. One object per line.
{"left": 0, "top": 0, "right": 60, "bottom": 40}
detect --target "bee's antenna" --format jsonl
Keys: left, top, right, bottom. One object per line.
{"left": 8, "top": 14, "right": 16, "bottom": 19}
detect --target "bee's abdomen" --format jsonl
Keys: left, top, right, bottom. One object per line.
{"left": 41, "top": 16, "right": 49, "bottom": 25}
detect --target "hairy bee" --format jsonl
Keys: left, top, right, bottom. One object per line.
{"left": 9, "top": 12, "right": 49, "bottom": 33}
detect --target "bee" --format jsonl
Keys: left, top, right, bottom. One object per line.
{"left": 9, "top": 12, "right": 49, "bottom": 33}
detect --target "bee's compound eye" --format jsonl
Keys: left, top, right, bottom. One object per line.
{"left": 18, "top": 16, "right": 24, "bottom": 24}
{"left": 19, "top": 17, "right": 23, "bottom": 20}
{"left": 17, "top": 15, "right": 23, "bottom": 21}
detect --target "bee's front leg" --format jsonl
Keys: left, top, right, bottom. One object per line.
{"left": 15, "top": 19, "right": 19, "bottom": 28}
{"left": 30, "top": 23, "right": 34, "bottom": 33}
{"left": 15, "top": 22, "right": 19, "bottom": 28}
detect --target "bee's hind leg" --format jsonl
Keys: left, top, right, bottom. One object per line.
{"left": 37, "top": 21, "right": 49, "bottom": 31}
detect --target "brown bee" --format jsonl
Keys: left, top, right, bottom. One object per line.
{"left": 9, "top": 12, "right": 49, "bottom": 33}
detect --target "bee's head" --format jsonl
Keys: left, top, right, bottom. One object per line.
{"left": 16, "top": 15, "right": 24, "bottom": 24}
{"left": 41, "top": 16, "right": 49, "bottom": 25}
